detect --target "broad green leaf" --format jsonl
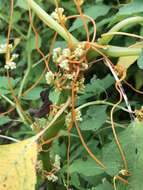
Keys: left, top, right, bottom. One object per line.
{"left": 69, "top": 4, "right": 110, "bottom": 32}
{"left": 111, "top": 0, "right": 143, "bottom": 24}
{"left": 70, "top": 157, "right": 103, "bottom": 176}
{"left": 79, "top": 105, "right": 107, "bottom": 130}
{"left": 127, "top": 121, "right": 143, "bottom": 190}
{"left": 0, "top": 76, "right": 20, "bottom": 89}
{"left": 78, "top": 74, "right": 114, "bottom": 104}
{"left": 117, "top": 0, "right": 143, "bottom": 16}
{"left": 0, "top": 138, "right": 37, "bottom": 190}
{"left": 102, "top": 121, "right": 143, "bottom": 190}
{"left": 0, "top": 116, "right": 11, "bottom": 125}
{"left": 92, "top": 180, "right": 114, "bottom": 190}
{"left": 137, "top": 50, "right": 143, "bottom": 69}
{"left": 22, "top": 86, "right": 42, "bottom": 100}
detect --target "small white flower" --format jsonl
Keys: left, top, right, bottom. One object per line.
{"left": 53, "top": 47, "right": 62, "bottom": 62}
{"left": 12, "top": 53, "right": 19, "bottom": 59}
{"left": 74, "top": 47, "right": 84, "bottom": 58}
{"left": 51, "top": 7, "right": 66, "bottom": 23}
{"left": 53, "top": 154, "right": 61, "bottom": 171}
{"left": 82, "top": 62, "right": 88, "bottom": 70}
{"left": 59, "top": 59, "right": 69, "bottom": 70}
{"left": 0, "top": 43, "right": 12, "bottom": 54}
{"left": 62, "top": 48, "right": 71, "bottom": 58}
{"left": 53, "top": 47, "right": 62, "bottom": 55}
{"left": 47, "top": 173, "right": 58, "bottom": 182}
{"left": 45, "top": 71, "right": 54, "bottom": 84}
{"left": 5, "top": 61, "right": 16, "bottom": 70}
{"left": 75, "top": 109, "right": 83, "bottom": 122}
{"left": 65, "top": 110, "right": 82, "bottom": 126}
{"left": 66, "top": 74, "right": 73, "bottom": 80}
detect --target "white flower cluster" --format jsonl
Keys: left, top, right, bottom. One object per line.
{"left": 5, "top": 53, "right": 19, "bottom": 70}
{"left": 75, "top": 109, "right": 83, "bottom": 122}
{"left": 53, "top": 154, "right": 61, "bottom": 170}
{"left": 74, "top": 43, "right": 86, "bottom": 59}
{"left": 46, "top": 154, "right": 61, "bottom": 182}
{"left": 65, "top": 109, "right": 83, "bottom": 126}
{"left": 0, "top": 43, "right": 12, "bottom": 54}
{"left": 51, "top": 7, "right": 67, "bottom": 23}
{"left": 45, "top": 71, "right": 55, "bottom": 84}
{"left": 46, "top": 173, "right": 58, "bottom": 182}
{"left": 53, "top": 47, "right": 71, "bottom": 71}
{"left": 5, "top": 61, "right": 16, "bottom": 70}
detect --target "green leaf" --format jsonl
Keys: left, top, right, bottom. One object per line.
{"left": 117, "top": 0, "right": 143, "bottom": 16}
{"left": 26, "top": 35, "right": 42, "bottom": 52}
{"left": 0, "top": 116, "right": 11, "bottom": 125}
{"left": 0, "top": 76, "right": 20, "bottom": 89}
{"left": 78, "top": 74, "right": 114, "bottom": 104}
{"left": 22, "top": 86, "right": 42, "bottom": 100}
{"left": 135, "top": 70, "right": 143, "bottom": 89}
{"left": 69, "top": 4, "right": 110, "bottom": 32}
{"left": 102, "top": 120, "right": 143, "bottom": 190}
{"left": 137, "top": 50, "right": 143, "bottom": 69}
{"left": 0, "top": 138, "right": 37, "bottom": 190}
{"left": 79, "top": 105, "right": 107, "bottom": 131}
{"left": 49, "top": 89, "right": 61, "bottom": 104}
{"left": 12, "top": 11, "right": 21, "bottom": 23}
{"left": 15, "top": 0, "right": 28, "bottom": 10}
{"left": 111, "top": 0, "right": 143, "bottom": 24}
{"left": 70, "top": 157, "right": 103, "bottom": 176}
{"left": 93, "top": 180, "right": 114, "bottom": 190}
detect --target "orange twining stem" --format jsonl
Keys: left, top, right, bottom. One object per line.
{"left": 110, "top": 80, "right": 128, "bottom": 172}
{"left": 28, "top": 8, "right": 50, "bottom": 71}
{"left": 74, "top": 120, "right": 106, "bottom": 169}
{"left": 74, "top": 0, "right": 90, "bottom": 42}
{"left": 116, "top": 175, "right": 129, "bottom": 185}
{"left": 40, "top": 134, "right": 59, "bottom": 146}
{"left": 22, "top": 32, "right": 57, "bottom": 96}
{"left": 67, "top": 14, "right": 96, "bottom": 42}
{"left": 0, "top": 107, "right": 15, "bottom": 116}
{"left": 5, "top": 1, "right": 32, "bottom": 124}
{"left": 5, "top": 0, "right": 14, "bottom": 63}
{"left": 124, "top": 80, "right": 143, "bottom": 95}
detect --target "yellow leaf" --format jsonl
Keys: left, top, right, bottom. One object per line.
{"left": 117, "top": 41, "right": 143, "bottom": 69}
{"left": 0, "top": 138, "right": 37, "bottom": 190}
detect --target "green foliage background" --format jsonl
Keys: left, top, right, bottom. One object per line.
{"left": 0, "top": 0, "right": 143, "bottom": 189}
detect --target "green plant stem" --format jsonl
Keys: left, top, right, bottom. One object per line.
{"left": 0, "top": 135, "right": 20, "bottom": 142}
{"left": 0, "top": 93, "right": 29, "bottom": 125}
{"left": 26, "top": 0, "right": 78, "bottom": 47}
{"left": 18, "top": 14, "right": 34, "bottom": 98}
{"left": 0, "top": 94, "right": 15, "bottom": 106}
{"left": 103, "top": 45, "right": 142, "bottom": 57}
{"left": 26, "top": 0, "right": 143, "bottom": 58}
{"left": 77, "top": 100, "right": 131, "bottom": 113}
{"left": 98, "top": 16, "right": 143, "bottom": 45}
{"left": 18, "top": 50, "right": 31, "bottom": 98}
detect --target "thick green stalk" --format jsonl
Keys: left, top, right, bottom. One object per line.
{"left": 26, "top": 0, "right": 78, "bottom": 46}
{"left": 98, "top": 16, "right": 143, "bottom": 45}
{"left": 103, "top": 45, "right": 142, "bottom": 57}
{"left": 26, "top": 0, "right": 143, "bottom": 58}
